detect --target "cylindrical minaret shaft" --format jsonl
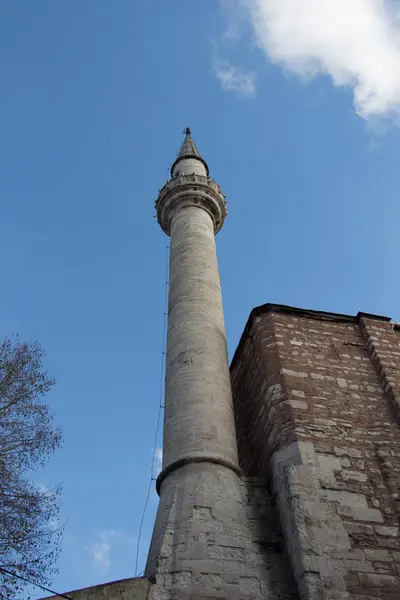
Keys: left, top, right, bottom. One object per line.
{"left": 159, "top": 202, "right": 240, "bottom": 488}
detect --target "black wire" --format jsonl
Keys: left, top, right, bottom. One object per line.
{"left": 0, "top": 566, "right": 73, "bottom": 600}
{"left": 134, "top": 244, "right": 169, "bottom": 577}
{"left": 133, "top": 404, "right": 162, "bottom": 577}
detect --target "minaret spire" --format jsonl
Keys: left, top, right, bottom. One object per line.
{"left": 170, "top": 127, "right": 209, "bottom": 177}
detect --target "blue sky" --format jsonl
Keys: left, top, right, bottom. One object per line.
{"left": 1, "top": 0, "right": 400, "bottom": 597}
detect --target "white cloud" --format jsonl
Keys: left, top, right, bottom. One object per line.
{"left": 88, "top": 529, "right": 137, "bottom": 575}
{"left": 90, "top": 530, "right": 115, "bottom": 574}
{"left": 212, "top": 59, "right": 256, "bottom": 98}
{"left": 153, "top": 447, "right": 163, "bottom": 476}
{"left": 233, "top": 0, "right": 400, "bottom": 120}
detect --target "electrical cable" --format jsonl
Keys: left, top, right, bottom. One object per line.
{"left": 134, "top": 244, "right": 169, "bottom": 577}
{"left": 0, "top": 566, "right": 73, "bottom": 600}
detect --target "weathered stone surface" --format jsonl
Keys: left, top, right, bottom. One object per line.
{"left": 288, "top": 399, "right": 308, "bottom": 410}
{"left": 231, "top": 307, "right": 400, "bottom": 599}
{"left": 358, "top": 572, "right": 398, "bottom": 588}
{"left": 345, "top": 560, "right": 374, "bottom": 573}
{"left": 337, "top": 505, "right": 383, "bottom": 523}
{"left": 320, "top": 490, "right": 368, "bottom": 508}
{"left": 160, "top": 206, "right": 238, "bottom": 470}
{"left": 270, "top": 442, "right": 351, "bottom": 599}
{"left": 340, "top": 471, "right": 368, "bottom": 483}
{"left": 334, "top": 448, "right": 363, "bottom": 459}
{"left": 317, "top": 454, "right": 342, "bottom": 472}
{"left": 147, "top": 465, "right": 298, "bottom": 599}
{"left": 41, "top": 578, "right": 152, "bottom": 600}
{"left": 364, "top": 548, "right": 393, "bottom": 562}
{"left": 375, "top": 525, "right": 399, "bottom": 537}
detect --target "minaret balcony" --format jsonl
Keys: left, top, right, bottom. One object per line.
{"left": 156, "top": 173, "right": 227, "bottom": 236}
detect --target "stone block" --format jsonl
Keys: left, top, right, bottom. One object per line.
{"left": 344, "top": 522, "right": 375, "bottom": 535}
{"left": 288, "top": 399, "right": 308, "bottom": 410}
{"left": 239, "top": 577, "right": 261, "bottom": 596}
{"left": 345, "top": 559, "right": 375, "bottom": 573}
{"left": 334, "top": 447, "right": 363, "bottom": 459}
{"left": 346, "top": 549, "right": 366, "bottom": 560}
{"left": 336, "top": 378, "right": 348, "bottom": 388}
{"left": 364, "top": 549, "right": 393, "bottom": 562}
{"left": 191, "top": 572, "right": 223, "bottom": 589}
{"left": 358, "top": 573, "right": 399, "bottom": 589}
{"left": 172, "top": 560, "right": 229, "bottom": 575}
{"left": 375, "top": 525, "right": 399, "bottom": 537}
{"left": 337, "top": 505, "right": 383, "bottom": 523}
{"left": 392, "top": 552, "right": 400, "bottom": 562}
{"left": 281, "top": 368, "right": 309, "bottom": 378}
{"left": 286, "top": 464, "right": 320, "bottom": 490}
{"left": 224, "top": 571, "right": 241, "bottom": 585}
{"left": 317, "top": 454, "right": 342, "bottom": 472}
{"left": 193, "top": 506, "right": 212, "bottom": 521}
{"left": 208, "top": 546, "right": 245, "bottom": 561}
{"left": 311, "top": 372, "right": 325, "bottom": 380}
{"left": 321, "top": 490, "right": 368, "bottom": 508}
{"left": 172, "top": 572, "right": 192, "bottom": 588}
{"left": 302, "top": 555, "right": 345, "bottom": 576}
{"left": 341, "top": 470, "right": 368, "bottom": 483}
{"left": 377, "top": 538, "right": 400, "bottom": 550}
{"left": 271, "top": 441, "right": 317, "bottom": 478}
{"left": 213, "top": 535, "right": 245, "bottom": 548}
{"left": 223, "top": 583, "right": 241, "bottom": 598}
{"left": 310, "top": 526, "right": 350, "bottom": 552}
{"left": 316, "top": 468, "right": 337, "bottom": 486}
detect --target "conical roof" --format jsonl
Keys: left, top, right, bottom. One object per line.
{"left": 171, "top": 128, "right": 209, "bottom": 176}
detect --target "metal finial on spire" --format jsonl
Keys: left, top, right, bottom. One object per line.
{"left": 185, "top": 127, "right": 191, "bottom": 135}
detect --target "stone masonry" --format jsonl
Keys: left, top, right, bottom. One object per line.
{"left": 42, "top": 577, "right": 152, "bottom": 600}
{"left": 231, "top": 304, "right": 400, "bottom": 600}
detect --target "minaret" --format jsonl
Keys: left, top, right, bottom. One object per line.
{"left": 155, "top": 134, "right": 240, "bottom": 483}
{"left": 145, "top": 129, "right": 245, "bottom": 598}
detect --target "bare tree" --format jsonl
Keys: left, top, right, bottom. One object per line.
{"left": 0, "top": 336, "right": 62, "bottom": 598}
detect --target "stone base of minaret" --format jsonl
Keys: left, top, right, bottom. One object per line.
{"left": 145, "top": 464, "right": 298, "bottom": 599}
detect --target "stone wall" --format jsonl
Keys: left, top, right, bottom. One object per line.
{"left": 146, "top": 463, "right": 298, "bottom": 599}
{"left": 231, "top": 305, "right": 400, "bottom": 600}
{"left": 40, "top": 577, "right": 152, "bottom": 600}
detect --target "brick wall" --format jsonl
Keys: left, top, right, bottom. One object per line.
{"left": 231, "top": 305, "right": 400, "bottom": 600}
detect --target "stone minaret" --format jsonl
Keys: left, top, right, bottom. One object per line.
{"left": 145, "top": 129, "right": 241, "bottom": 597}
{"left": 152, "top": 130, "right": 240, "bottom": 486}
{"left": 145, "top": 130, "right": 289, "bottom": 600}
